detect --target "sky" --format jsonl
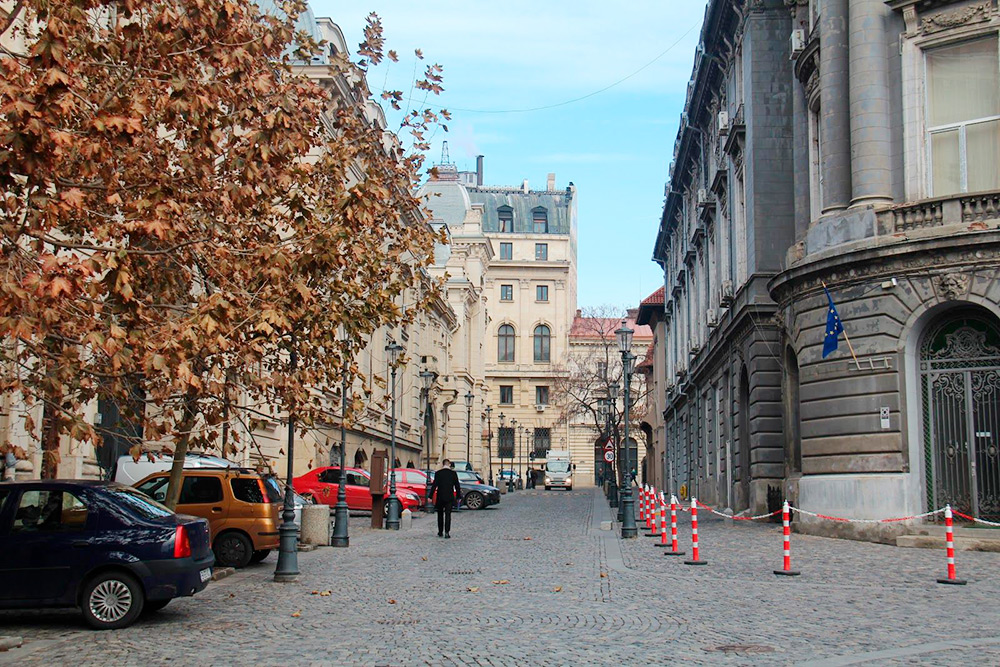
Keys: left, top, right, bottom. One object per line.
{"left": 310, "top": 1, "right": 708, "bottom": 309}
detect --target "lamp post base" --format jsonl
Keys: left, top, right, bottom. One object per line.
{"left": 273, "top": 518, "right": 300, "bottom": 582}
{"left": 331, "top": 500, "right": 350, "bottom": 548}
{"left": 620, "top": 491, "right": 637, "bottom": 538}
{"left": 385, "top": 496, "right": 401, "bottom": 531}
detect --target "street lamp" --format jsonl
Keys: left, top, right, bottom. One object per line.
{"left": 608, "top": 382, "right": 620, "bottom": 509}
{"left": 510, "top": 418, "right": 518, "bottom": 492}
{"left": 485, "top": 406, "right": 493, "bottom": 486}
{"left": 274, "top": 335, "right": 300, "bottom": 582}
{"left": 615, "top": 320, "right": 637, "bottom": 538}
{"left": 598, "top": 398, "right": 609, "bottom": 495}
{"left": 420, "top": 369, "right": 436, "bottom": 513}
{"left": 499, "top": 412, "right": 508, "bottom": 491}
{"left": 332, "top": 356, "right": 351, "bottom": 547}
{"left": 385, "top": 341, "right": 403, "bottom": 530}
{"left": 520, "top": 426, "right": 528, "bottom": 490}
{"left": 464, "top": 391, "right": 474, "bottom": 467}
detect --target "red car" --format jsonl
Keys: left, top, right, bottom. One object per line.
{"left": 391, "top": 468, "right": 432, "bottom": 505}
{"left": 293, "top": 466, "right": 421, "bottom": 513}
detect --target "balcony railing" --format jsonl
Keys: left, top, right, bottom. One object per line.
{"left": 876, "top": 191, "right": 1000, "bottom": 235}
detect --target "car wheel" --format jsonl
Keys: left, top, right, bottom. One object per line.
{"left": 465, "top": 491, "right": 484, "bottom": 510}
{"left": 143, "top": 599, "right": 170, "bottom": 613}
{"left": 249, "top": 549, "right": 271, "bottom": 564}
{"left": 81, "top": 571, "right": 144, "bottom": 630}
{"left": 214, "top": 531, "right": 253, "bottom": 568}
{"left": 545, "top": 486, "right": 551, "bottom": 491}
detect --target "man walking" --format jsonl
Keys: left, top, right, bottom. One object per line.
{"left": 429, "top": 459, "right": 462, "bottom": 538}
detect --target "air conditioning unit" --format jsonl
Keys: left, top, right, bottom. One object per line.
{"left": 697, "top": 188, "right": 710, "bottom": 206}
{"left": 707, "top": 309, "right": 719, "bottom": 328}
{"left": 790, "top": 29, "right": 806, "bottom": 58}
{"left": 718, "top": 111, "right": 730, "bottom": 135}
{"left": 720, "top": 280, "right": 735, "bottom": 307}
{"left": 535, "top": 404, "right": 547, "bottom": 412}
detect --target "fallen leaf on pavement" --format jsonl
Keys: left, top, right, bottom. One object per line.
{"left": 291, "top": 610, "right": 301, "bottom": 617}
{"left": 491, "top": 580, "right": 510, "bottom": 585}
{"left": 600, "top": 572, "right": 608, "bottom": 578}
{"left": 388, "top": 599, "right": 397, "bottom": 604}
{"left": 552, "top": 586, "right": 562, "bottom": 593}
{"left": 466, "top": 587, "right": 479, "bottom": 593}
{"left": 421, "top": 556, "right": 428, "bottom": 561}
{"left": 523, "top": 537, "right": 532, "bottom": 541}
{"left": 319, "top": 590, "right": 331, "bottom": 597}
{"left": 310, "top": 591, "right": 319, "bottom": 595}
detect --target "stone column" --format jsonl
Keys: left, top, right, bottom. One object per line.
{"left": 848, "top": 0, "right": 893, "bottom": 206}
{"left": 819, "top": 0, "right": 852, "bottom": 214}
{"left": 792, "top": 68, "right": 810, "bottom": 240}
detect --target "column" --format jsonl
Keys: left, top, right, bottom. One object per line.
{"left": 848, "top": 0, "right": 893, "bottom": 206}
{"left": 819, "top": 0, "right": 852, "bottom": 214}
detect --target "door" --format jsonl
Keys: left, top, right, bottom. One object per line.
{"left": 922, "top": 313, "right": 1000, "bottom": 521}
{"left": 0, "top": 488, "right": 95, "bottom": 603}
{"left": 346, "top": 471, "right": 372, "bottom": 510}
{"left": 316, "top": 468, "right": 342, "bottom": 505}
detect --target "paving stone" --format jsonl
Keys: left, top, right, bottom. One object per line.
{"left": 0, "top": 490, "right": 997, "bottom": 666}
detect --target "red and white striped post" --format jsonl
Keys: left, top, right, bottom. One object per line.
{"left": 662, "top": 494, "right": 685, "bottom": 555}
{"left": 773, "top": 500, "right": 800, "bottom": 577}
{"left": 937, "top": 505, "right": 966, "bottom": 585}
{"left": 658, "top": 492, "right": 667, "bottom": 542}
{"left": 684, "top": 497, "right": 707, "bottom": 565}
{"left": 645, "top": 489, "right": 660, "bottom": 537}
{"left": 639, "top": 485, "right": 646, "bottom": 523}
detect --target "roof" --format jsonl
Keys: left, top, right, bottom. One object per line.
{"left": 569, "top": 315, "right": 652, "bottom": 341}
{"left": 636, "top": 286, "right": 666, "bottom": 326}
{"left": 468, "top": 186, "right": 573, "bottom": 235}
{"left": 641, "top": 286, "right": 665, "bottom": 306}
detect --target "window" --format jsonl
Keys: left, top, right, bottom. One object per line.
{"left": 178, "top": 476, "right": 223, "bottom": 504}
{"left": 498, "top": 324, "right": 515, "bottom": 362}
{"left": 12, "top": 490, "right": 89, "bottom": 532}
{"left": 347, "top": 471, "right": 369, "bottom": 487}
{"left": 533, "top": 428, "right": 551, "bottom": 458}
{"left": 535, "top": 243, "right": 548, "bottom": 260}
{"left": 498, "top": 206, "right": 514, "bottom": 232}
{"left": 927, "top": 36, "right": 1000, "bottom": 196}
{"left": 533, "top": 324, "right": 551, "bottom": 362}
{"left": 535, "top": 386, "right": 549, "bottom": 405}
{"left": 536, "top": 285, "right": 548, "bottom": 302}
{"left": 231, "top": 478, "right": 267, "bottom": 503}
{"left": 500, "top": 284, "right": 513, "bottom": 301}
{"left": 498, "top": 427, "right": 515, "bottom": 458}
{"left": 109, "top": 488, "right": 173, "bottom": 519}
{"left": 532, "top": 208, "right": 548, "bottom": 233}
{"left": 318, "top": 468, "right": 342, "bottom": 484}
{"left": 404, "top": 470, "right": 427, "bottom": 484}
{"left": 597, "top": 361, "right": 608, "bottom": 381}
{"left": 500, "top": 242, "right": 513, "bottom": 260}
{"left": 500, "top": 385, "right": 514, "bottom": 404}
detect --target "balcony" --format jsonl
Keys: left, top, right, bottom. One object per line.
{"left": 875, "top": 191, "right": 1000, "bottom": 235}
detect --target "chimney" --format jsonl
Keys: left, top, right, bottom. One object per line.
{"left": 476, "top": 155, "right": 484, "bottom": 186}
{"left": 522, "top": 179, "right": 529, "bottom": 193}
{"left": 547, "top": 173, "right": 555, "bottom": 191}
{"left": 576, "top": 309, "right": 581, "bottom": 318}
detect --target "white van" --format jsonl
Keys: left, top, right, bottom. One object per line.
{"left": 113, "top": 452, "right": 236, "bottom": 486}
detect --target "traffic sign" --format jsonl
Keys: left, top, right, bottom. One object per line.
{"left": 603, "top": 450, "right": 615, "bottom": 463}
{"left": 603, "top": 441, "right": 614, "bottom": 452}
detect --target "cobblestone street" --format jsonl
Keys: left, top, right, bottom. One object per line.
{"left": 2, "top": 488, "right": 999, "bottom": 666}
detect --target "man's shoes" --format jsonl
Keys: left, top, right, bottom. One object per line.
{"left": 445, "top": 533, "right": 451, "bottom": 539}
{"left": 437, "top": 532, "right": 443, "bottom": 537}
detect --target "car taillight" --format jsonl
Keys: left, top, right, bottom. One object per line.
{"left": 173, "top": 525, "right": 192, "bottom": 559}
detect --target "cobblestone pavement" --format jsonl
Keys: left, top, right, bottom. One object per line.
{"left": 2, "top": 488, "right": 999, "bottom": 666}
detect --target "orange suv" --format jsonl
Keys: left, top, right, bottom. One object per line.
{"left": 133, "top": 469, "right": 280, "bottom": 568}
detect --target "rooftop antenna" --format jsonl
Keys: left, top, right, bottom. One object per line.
{"left": 440, "top": 140, "right": 452, "bottom": 165}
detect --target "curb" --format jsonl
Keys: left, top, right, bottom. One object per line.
{"left": 0, "top": 637, "right": 23, "bottom": 652}
{"left": 211, "top": 567, "right": 235, "bottom": 582}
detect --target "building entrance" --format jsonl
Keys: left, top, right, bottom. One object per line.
{"left": 921, "top": 310, "right": 1000, "bottom": 521}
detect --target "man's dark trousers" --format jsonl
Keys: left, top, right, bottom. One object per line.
{"left": 437, "top": 504, "right": 453, "bottom": 535}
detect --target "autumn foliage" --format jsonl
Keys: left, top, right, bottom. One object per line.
{"left": 0, "top": 0, "right": 446, "bottom": 499}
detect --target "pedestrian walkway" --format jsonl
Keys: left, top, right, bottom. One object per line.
{"left": 2, "top": 488, "right": 999, "bottom": 665}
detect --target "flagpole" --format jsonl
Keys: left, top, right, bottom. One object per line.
{"left": 822, "top": 282, "right": 861, "bottom": 370}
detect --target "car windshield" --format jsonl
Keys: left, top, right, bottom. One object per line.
{"left": 110, "top": 487, "right": 175, "bottom": 519}
{"left": 547, "top": 462, "right": 571, "bottom": 473}
{"left": 456, "top": 471, "right": 483, "bottom": 483}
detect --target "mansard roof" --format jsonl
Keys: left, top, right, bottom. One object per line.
{"left": 469, "top": 186, "right": 574, "bottom": 235}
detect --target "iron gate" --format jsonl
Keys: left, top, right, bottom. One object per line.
{"left": 921, "top": 313, "right": 1000, "bottom": 521}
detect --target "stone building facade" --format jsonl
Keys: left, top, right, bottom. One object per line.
{"left": 654, "top": 0, "right": 1000, "bottom": 538}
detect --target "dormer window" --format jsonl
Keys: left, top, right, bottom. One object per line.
{"left": 532, "top": 207, "right": 548, "bottom": 233}
{"left": 498, "top": 206, "right": 514, "bottom": 232}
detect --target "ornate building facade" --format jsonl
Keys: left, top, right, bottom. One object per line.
{"left": 654, "top": 0, "right": 1000, "bottom": 540}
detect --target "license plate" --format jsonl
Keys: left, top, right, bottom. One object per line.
{"left": 199, "top": 568, "right": 212, "bottom": 583}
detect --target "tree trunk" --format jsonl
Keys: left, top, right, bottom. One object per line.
{"left": 164, "top": 396, "right": 197, "bottom": 510}
{"left": 40, "top": 400, "right": 60, "bottom": 479}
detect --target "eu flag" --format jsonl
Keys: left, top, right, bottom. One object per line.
{"left": 822, "top": 288, "right": 844, "bottom": 359}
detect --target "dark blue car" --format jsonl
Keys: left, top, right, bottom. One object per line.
{"left": 0, "top": 480, "right": 214, "bottom": 629}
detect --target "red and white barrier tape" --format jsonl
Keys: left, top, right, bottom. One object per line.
{"left": 694, "top": 499, "right": 780, "bottom": 521}
{"left": 789, "top": 505, "right": 946, "bottom": 524}
{"left": 952, "top": 509, "right": 1000, "bottom": 527}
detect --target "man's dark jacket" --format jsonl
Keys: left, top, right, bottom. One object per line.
{"left": 430, "top": 467, "right": 462, "bottom": 509}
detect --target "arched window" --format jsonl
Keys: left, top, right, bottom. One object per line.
{"left": 532, "top": 207, "right": 548, "bottom": 233}
{"left": 498, "top": 324, "right": 515, "bottom": 362}
{"left": 498, "top": 206, "right": 514, "bottom": 233}
{"left": 533, "top": 324, "right": 551, "bottom": 362}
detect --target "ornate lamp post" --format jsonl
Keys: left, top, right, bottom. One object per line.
{"left": 608, "top": 382, "right": 619, "bottom": 509}
{"left": 510, "top": 418, "right": 518, "bottom": 492}
{"left": 499, "top": 412, "right": 508, "bottom": 491}
{"left": 464, "top": 391, "right": 474, "bottom": 467}
{"left": 616, "top": 320, "right": 637, "bottom": 538}
{"left": 385, "top": 341, "right": 403, "bottom": 530}
{"left": 332, "top": 358, "right": 351, "bottom": 547}
{"left": 485, "top": 406, "right": 493, "bottom": 486}
{"left": 420, "top": 369, "right": 436, "bottom": 513}
{"left": 274, "top": 337, "right": 300, "bottom": 582}
{"left": 598, "top": 398, "right": 609, "bottom": 495}
{"left": 520, "top": 426, "right": 528, "bottom": 489}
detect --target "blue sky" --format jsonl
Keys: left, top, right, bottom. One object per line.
{"left": 310, "top": 1, "right": 707, "bottom": 309}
